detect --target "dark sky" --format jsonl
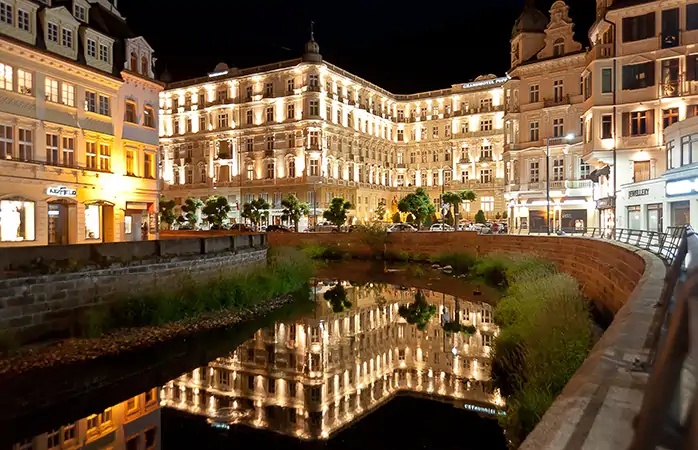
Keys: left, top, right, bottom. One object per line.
{"left": 118, "top": 0, "right": 595, "bottom": 93}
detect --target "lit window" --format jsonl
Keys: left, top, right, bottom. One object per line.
{"left": 529, "top": 161, "right": 540, "bottom": 182}
{"left": 0, "top": 199, "right": 35, "bottom": 242}
{"left": 480, "top": 169, "right": 492, "bottom": 183}
{"left": 286, "top": 103, "right": 295, "bottom": 120}
{"left": 99, "top": 43, "right": 109, "bottom": 63}
{"left": 480, "top": 119, "right": 493, "bottom": 132}
{"left": 0, "top": 124, "right": 12, "bottom": 159}
{"left": 0, "top": 62, "right": 11, "bottom": 91}
{"left": 529, "top": 121, "right": 539, "bottom": 141}
{"left": 310, "top": 100, "right": 319, "bottom": 116}
{"left": 144, "top": 153, "right": 154, "bottom": 179}
{"left": 47, "top": 22, "right": 58, "bottom": 42}
{"left": 266, "top": 162, "right": 274, "bottom": 179}
{"left": 246, "top": 110, "right": 252, "bottom": 125}
{"left": 87, "top": 38, "right": 96, "bottom": 57}
{"left": 84, "top": 91, "right": 96, "bottom": 112}
{"left": 481, "top": 196, "right": 494, "bottom": 212}
{"left": 529, "top": 84, "right": 539, "bottom": 103}
{"left": 198, "top": 114, "right": 206, "bottom": 131}
{"left": 17, "top": 9, "right": 29, "bottom": 32}
{"left": 99, "top": 143, "right": 110, "bottom": 171}
{"left": 553, "top": 118, "right": 564, "bottom": 137}
{"left": 126, "top": 149, "right": 135, "bottom": 175}
{"left": 553, "top": 157, "right": 564, "bottom": 181}
{"left": 266, "top": 107, "right": 273, "bottom": 122}
{"left": 217, "top": 112, "right": 229, "bottom": 129}
{"left": 61, "top": 83, "right": 75, "bottom": 107}
{"left": 310, "top": 159, "right": 319, "bottom": 176}
{"left": 144, "top": 107, "right": 155, "bottom": 128}
{"left": 62, "top": 28, "right": 73, "bottom": 48}
{"left": 17, "top": 69, "right": 32, "bottom": 95}
{"left": 86, "top": 141, "right": 97, "bottom": 169}
{"left": 0, "top": 2, "right": 13, "bottom": 25}
{"left": 47, "top": 430, "right": 59, "bottom": 449}
{"left": 45, "top": 78, "right": 59, "bottom": 103}
{"left": 85, "top": 205, "right": 100, "bottom": 240}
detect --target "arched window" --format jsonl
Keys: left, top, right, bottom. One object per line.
{"left": 130, "top": 52, "right": 138, "bottom": 71}
{"left": 553, "top": 38, "right": 565, "bottom": 57}
{"left": 141, "top": 55, "right": 149, "bottom": 75}
{"left": 199, "top": 164, "right": 206, "bottom": 183}
{"left": 287, "top": 158, "right": 296, "bottom": 178}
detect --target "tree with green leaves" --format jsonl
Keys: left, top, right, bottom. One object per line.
{"left": 392, "top": 212, "right": 402, "bottom": 224}
{"left": 241, "top": 198, "right": 270, "bottom": 231}
{"left": 502, "top": 211, "right": 509, "bottom": 219}
{"left": 374, "top": 199, "right": 387, "bottom": 222}
{"left": 323, "top": 197, "right": 352, "bottom": 231}
{"left": 397, "top": 188, "right": 435, "bottom": 229}
{"left": 323, "top": 284, "right": 352, "bottom": 313}
{"left": 280, "top": 194, "right": 310, "bottom": 232}
{"left": 159, "top": 196, "right": 177, "bottom": 230}
{"left": 442, "top": 191, "right": 464, "bottom": 227}
{"left": 202, "top": 195, "right": 231, "bottom": 228}
{"left": 495, "top": 211, "right": 502, "bottom": 220}
{"left": 474, "top": 209, "right": 487, "bottom": 224}
{"left": 180, "top": 197, "right": 204, "bottom": 229}
{"left": 398, "top": 290, "right": 437, "bottom": 331}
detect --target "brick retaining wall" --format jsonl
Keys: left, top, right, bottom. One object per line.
{"left": 0, "top": 235, "right": 268, "bottom": 344}
{"left": 268, "top": 231, "right": 647, "bottom": 317}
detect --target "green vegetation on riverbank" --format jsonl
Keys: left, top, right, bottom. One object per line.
{"left": 491, "top": 261, "right": 592, "bottom": 447}
{"left": 81, "top": 247, "right": 315, "bottom": 337}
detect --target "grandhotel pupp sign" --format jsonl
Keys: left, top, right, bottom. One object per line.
{"left": 46, "top": 186, "right": 77, "bottom": 197}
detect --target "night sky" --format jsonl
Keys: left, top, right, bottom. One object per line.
{"left": 118, "top": 0, "right": 595, "bottom": 93}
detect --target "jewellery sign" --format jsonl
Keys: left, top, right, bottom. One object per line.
{"left": 46, "top": 186, "right": 77, "bottom": 197}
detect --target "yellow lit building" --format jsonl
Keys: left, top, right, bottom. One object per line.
{"left": 161, "top": 283, "right": 502, "bottom": 440}
{"left": 0, "top": 0, "right": 162, "bottom": 246}
{"left": 159, "top": 37, "right": 508, "bottom": 229}
{"left": 12, "top": 389, "right": 160, "bottom": 450}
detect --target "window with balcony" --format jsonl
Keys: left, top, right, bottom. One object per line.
{"left": 529, "top": 161, "right": 539, "bottom": 182}
{"left": 622, "top": 12, "right": 656, "bottom": 42}
{"left": 663, "top": 108, "right": 679, "bottom": 129}
{"left": 529, "top": 84, "right": 539, "bottom": 103}
{"left": 286, "top": 78, "right": 295, "bottom": 93}
{"left": 553, "top": 118, "right": 564, "bottom": 137}
{"left": 245, "top": 86, "right": 253, "bottom": 100}
{"left": 553, "top": 79, "right": 564, "bottom": 102}
{"left": 18, "top": 128, "right": 31, "bottom": 161}
{"left": 480, "top": 169, "right": 492, "bottom": 183}
{"left": 264, "top": 82, "right": 273, "bottom": 97}
{"left": 529, "top": 121, "right": 539, "bottom": 141}
{"left": 552, "top": 157, "right": 564, "bottom": 181}
{"left": 601, "top": 114, "right": 613, "bottom": 139}
{"left": 309, "top": 74, "right": 318, "bottom": 87}
{"left": 580, "top": 161, "right": 590, "bottom": 179}
{"left": 633, "top": 160, "right": 650, "bottom": 182}
{"left": 622, "top": 62, "right": 655, "bottom": 90}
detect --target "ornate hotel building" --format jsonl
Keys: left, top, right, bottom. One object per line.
{"left": 503, "top": 1, "right": 595, "bottom": 233}
{"left": 161, "top": 283, "right": 502, "bottom": 439}
{"left": 0, "top": 0, "right": 161, "bottom": 247}
{"left": 12, "top": 389, "right": 160, "bottom": 450}
{"left": 159, "top": 39, "right": 508, "bottom": 229}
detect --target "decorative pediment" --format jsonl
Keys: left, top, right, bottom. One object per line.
{"left": 46, "top": 6, "right": 80, "bottom": 27}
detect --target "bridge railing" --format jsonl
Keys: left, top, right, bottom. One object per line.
{"left": 628, "top": 229, "right": 695, "bottom": 450}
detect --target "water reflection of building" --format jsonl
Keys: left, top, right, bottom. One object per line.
{"left": 162, "top": 283, "right": 502, "bottom": 440}
{"left": 12, "top": 389, "right": 160, "bottom": 450}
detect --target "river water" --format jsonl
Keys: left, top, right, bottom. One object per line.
{"left": 5, "top": 265, "right": 506, "bottom": 450}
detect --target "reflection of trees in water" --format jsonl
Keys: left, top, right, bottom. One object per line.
{"left": 398, "top": 289, "right": 437, "bottom": 330}
{"left": 442, "top": 322, "right": 476, "bottom": 335}
{"left": 324, "top": 284, "right": 353, "bottom": 313}
{"left": 354, "top": 282, "right": 388, "bottom": 307}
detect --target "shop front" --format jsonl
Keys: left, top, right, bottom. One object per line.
{"left": 615, "top": 178, "right": 665, "bottom": 232}
{"left": 664, "top": 170, "right": 698, "bottom": 227}
{"left": 124, "top": 202, "right": 156, "bottom": 242}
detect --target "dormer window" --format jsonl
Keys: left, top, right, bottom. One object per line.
{"left": 99, "top": 43, "right": 109, "bottom": 62}
{"left": 553, "top": 38, "right": 564, "bottom": 57}
{"left": 140, "top": 55, "right": 148, "bottom": 75}
{"left": 17, "top": 9, "right": 29, "bottom": 32}
{"left": 0, "top": 2, "right": 12, "bottom": 25}
{"left": 74, "top": 4, "right": 86, "bottom": 22}
{"left": 62, "top": 28, "right": 73, "bottom": 48}
{"left": 47, "top": 22, "right": 58, "bottom": 42}
{"left": 86, "top": 38, "right": 96, "bottom": 57}
{"left": 130, "top": 52, "right": 137, "bottom": 71}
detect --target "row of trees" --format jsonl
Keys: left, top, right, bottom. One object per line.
{"left": 159, "top": 196, "right": 232, "bottom": 230}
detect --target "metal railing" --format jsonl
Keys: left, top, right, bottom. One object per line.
{"left": 628, "top": 229, "right": 695, "bottom": 450}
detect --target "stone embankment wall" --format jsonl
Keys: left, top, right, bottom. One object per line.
{"left": 0, "top": 234, "right": 267, "bottom": 343}
{"left": 268, "top": 231, "right": 668, "bottom": 450}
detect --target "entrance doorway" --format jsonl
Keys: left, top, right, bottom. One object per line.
{"left": 48, "top": 200, "right": 74, "bottom": 245}
{"left": 84, "top": 201, "right": 115, "bottom": 242}
{"left": 124, "top": 202, "right": 152, "bottom": 241}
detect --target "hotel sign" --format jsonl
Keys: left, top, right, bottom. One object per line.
{"left": 46, "top": 186, "right": 77, "bottom": 197}
{"left": 628, "top": 188, "right": 650, "bottom": 198}
{"left": 666, "top": 177, "right": 698, "bottom": 197}
{"left": 462, "top": 76, "right": 510, "bottom": 89}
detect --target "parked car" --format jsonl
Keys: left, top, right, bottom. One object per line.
{"left": 430, "top": 223, "right": 454, "bottom": 232}
{"left": 314, "top": 222, "right": 337, "bottom": 232}
{"left": 266, "top": 225, "right": 291, "bottom": 233}
{"left": 230, "top": 224, "right": 253, "bottom": 232}
{"left": 388, "top": 223, "right": 417, "bottom": 232}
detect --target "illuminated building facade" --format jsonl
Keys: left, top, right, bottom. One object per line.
{"left": 0, "top": 0, "right": 161, "bottom": 246}
{"left": 159, "top": 39, "right": 507, "bottom": 229}
{"left": 12, "top": 389, "right": 160, "bottom": 450}
{"left": 161, "top": 283, "right": 502, "bottom": 440}
{"left": 583, "top": 0, "right": 698, "bottom": 230}
{"left": 503, "top": 0, "right": 595, "bottom": 233}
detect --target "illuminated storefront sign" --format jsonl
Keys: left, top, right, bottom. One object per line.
{"left": 462, "top": 76, "right": 510, "bottom": 89}
{"left": 665, "top": 177, "right": 698, "bottom": 197}
{"left": 46, "top": 186, "right": 77, "bottom": 197}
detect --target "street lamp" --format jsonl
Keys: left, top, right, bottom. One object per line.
{"left": 545, "top": 133, "right": 575, "bottom": 235}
